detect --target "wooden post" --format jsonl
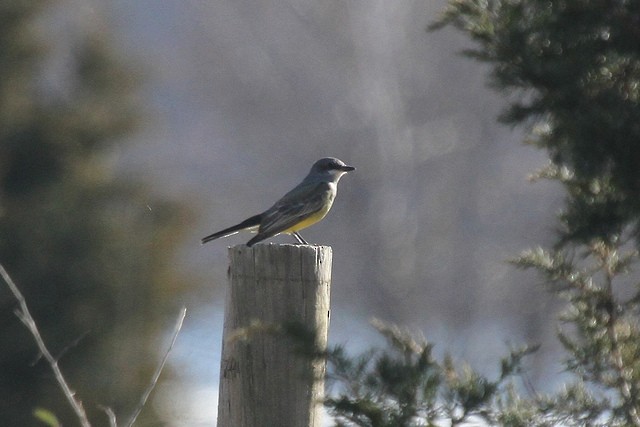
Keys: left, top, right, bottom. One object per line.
{"left": 217, "top": 244, "right": 332, "bottom": 427}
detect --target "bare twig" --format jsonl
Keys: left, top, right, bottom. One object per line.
{"left": 123, "top": 306, "right": 187, "bottom": 427}
{"left": 98, "top": 405, "right": 118, "bottom": 427}
{"left": 520, "top": 369, "right": 540, "bottom": 400}
{"left": 2, "top": 263, "right": 187, "bottom": 427}
{"left": 55, "top": 330, "right": 90, "bottom": 361}
{"left": 0, "top": 264, "right": 92, "bottom": 427}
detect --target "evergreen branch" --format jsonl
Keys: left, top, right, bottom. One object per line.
{"left": 0, "top": 264, "right": 92, "bottom": 427}
{"left": 123, "top": 306, "right": 186, "bottom": 427}
{"left": 600, "top": 252, "right": 640, "bottom": 426}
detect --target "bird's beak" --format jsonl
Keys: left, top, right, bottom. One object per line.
{"left": 340, "top": 165, "right": 355, "bottom": 172}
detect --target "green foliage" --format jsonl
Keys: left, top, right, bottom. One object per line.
{"left": 324, "top": 320, "right": 537, "bottom": 426}
{"left": 0, "top": 1, "right": 192, "bottom": 425}
{"left": 432, "top": 0, "right": 640, "bottom": 244}
{"left": 511, "top": 234, "right": 640, "bottom": 425}
{"left": 324, "top": 198, "right": 640, "bottom": 426}
{"left": 322, "top": 232, "right": 640, "bottom": 425}
{"left": 325, "top": 238, "right": 640, "bottom": 425}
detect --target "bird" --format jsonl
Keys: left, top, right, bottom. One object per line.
{"left": 201, "top": 157, "right": 355, "bottom": 247}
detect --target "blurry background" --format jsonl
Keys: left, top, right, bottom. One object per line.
{"left": 0, "top": 0, "right": 566, "bottom": 425}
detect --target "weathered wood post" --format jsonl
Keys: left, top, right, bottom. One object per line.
{"left": 217, "top": 244, "right": 332, "bottom": 427}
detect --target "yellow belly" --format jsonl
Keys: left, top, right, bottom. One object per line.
{"left": 282, "top": 203, "right": 332, "bottom": 233}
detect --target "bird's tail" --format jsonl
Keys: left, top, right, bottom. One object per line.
{"left": 246, "top": 232, "right": 268, "bottom": 247}
{"left": 201, "top": 214, "right": 262, "bottom": 244}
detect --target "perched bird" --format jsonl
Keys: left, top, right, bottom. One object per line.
{"left": 201, "top": 157, "right": 355, "bottom": 247}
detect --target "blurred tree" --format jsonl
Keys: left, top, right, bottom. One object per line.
{"left": 0, "top": 1, "right": 191, "bottom": 426}
{"left": 430, "top": 0, "right": 640, "bottom": 245}
{"left": 511, "top": 231, "right": 640, "bottom": 426}
{"left": 319, "top": 1, "right": 640, "bottom": 425}
{"left": 323, "top": 232, "right": 640, "bottom": 426}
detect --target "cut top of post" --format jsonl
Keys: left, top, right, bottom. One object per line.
{"left": 228, "top": 243, "right": 332, "bottom": 284}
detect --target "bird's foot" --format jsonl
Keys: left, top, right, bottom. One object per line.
{"left": 293, "top": 232, "right": 308, "bottom": 245}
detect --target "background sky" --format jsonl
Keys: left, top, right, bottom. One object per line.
{"left": 60, "top": 0, "right": 568, "bottom": 424}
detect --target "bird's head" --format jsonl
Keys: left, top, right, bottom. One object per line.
{"left": 310, "top": 157, "right": 355, "bottom": 181}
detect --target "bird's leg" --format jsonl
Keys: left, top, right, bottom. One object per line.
{"left": 293, "top": 232, "right": 308, "bottom": 245}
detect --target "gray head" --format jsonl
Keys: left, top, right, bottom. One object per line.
{"left": 308, "top": 157, "right": 355, "bottom": 181}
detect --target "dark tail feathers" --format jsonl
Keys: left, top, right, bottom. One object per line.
{"left": 201, "top": 214, "right": 262, "bottom": 244}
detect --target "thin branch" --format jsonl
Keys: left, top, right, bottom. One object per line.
{"left": 520, "top": 369, "right": 540, "bottom": 400}
{"left": 0, "top": 264, "right": 92, "bottom": 427}
{"left": 55, "top": 330, "right": 91, "bottom": 361}
{"left": 123, "top": 306, "right": 187, "bottom": 427}
{"left": 98, "top": 405, "right": 118, "bottom": 427}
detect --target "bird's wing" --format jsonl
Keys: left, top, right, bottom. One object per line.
{"left": 258, "top": 181, "right": 332, "bottom": 237}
